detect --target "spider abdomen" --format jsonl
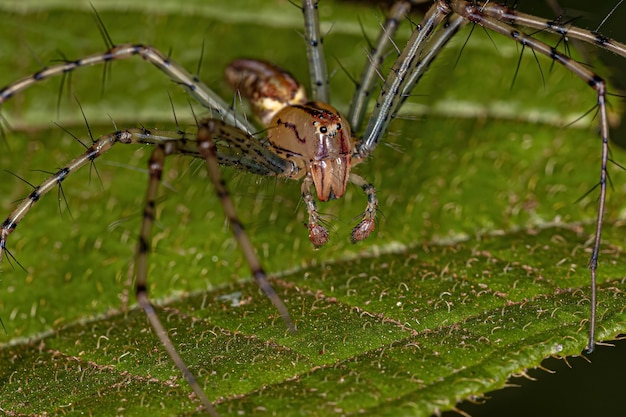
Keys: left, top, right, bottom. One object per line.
{"left": 225, "top": 59, "right": 307, "bottom": 126}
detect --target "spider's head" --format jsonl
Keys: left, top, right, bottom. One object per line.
{"left": 306, "top": 102, "right": 353, "bottom": 202}
{"left": 269, "top": 101, "right": 354, "bottom": 202}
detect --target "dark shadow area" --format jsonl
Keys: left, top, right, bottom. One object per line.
{"left": 444, "top": 337, "right": 626, "bottom": 417}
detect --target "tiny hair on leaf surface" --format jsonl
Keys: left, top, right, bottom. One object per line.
{"left": 0, "top": 0, "right": 625, "bottom": 416}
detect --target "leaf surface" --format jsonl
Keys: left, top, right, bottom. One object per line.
{"left": 0, "top": 1, "right": 625, "bottom": 416}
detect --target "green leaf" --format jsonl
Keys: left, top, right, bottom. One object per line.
{"left": 0, "top": 1, "right": 625, "bottom": 416}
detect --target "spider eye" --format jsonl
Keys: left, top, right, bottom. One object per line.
{"left": 336, "top": 123, "right": 341, "bottom": 130}
{"left": 320, "top": 126, "right": 328, "bottom": 134}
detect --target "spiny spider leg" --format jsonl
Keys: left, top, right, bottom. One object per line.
{"left": 480, "top": 2, "right": 626, "bottom": 56}
{"left": 447, "top": 0, "right": 622, "bottom": 354}
{"left": 136, "top": 144, "right": 219, "bottom": 415}
{"left": 137, "top": 120, "right": 297, "bottom": 414}
{"left": 0, "top": 124, "right": 296, "bottom": 414}
{"left": 359, "top": 5, "right": 463, "bottom": 152}
{"left": 348, "top": 0, "right": 413, "bottom": 130}
{"left": 302, "top": 0, "right": 330, "bottom": 102}
{"left": 346, "top": 0, "right": 626, "bottom": 353}
{"left": 0, "top": 127, "right": 285, "bottom": 259}
{"left": 0, "top": 44, "right": 256, "bottom": 135}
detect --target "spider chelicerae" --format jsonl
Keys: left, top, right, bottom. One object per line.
{"left": 1, "top": 1, "right": 625, "bottom": 415}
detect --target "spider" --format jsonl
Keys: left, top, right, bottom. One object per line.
{"left": 0, "top": 0, "right": 625, "bottom": 415}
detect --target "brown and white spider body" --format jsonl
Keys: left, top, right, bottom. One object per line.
{"left": 225, "top": 58, "right": 375, "bottom": 246}
{"left": 1, "top": 1, "right": 625, "bottom": 415}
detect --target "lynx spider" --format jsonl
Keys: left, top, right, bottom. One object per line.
{"left": 1, "top": 0, "right": 626, "bottom": 414}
